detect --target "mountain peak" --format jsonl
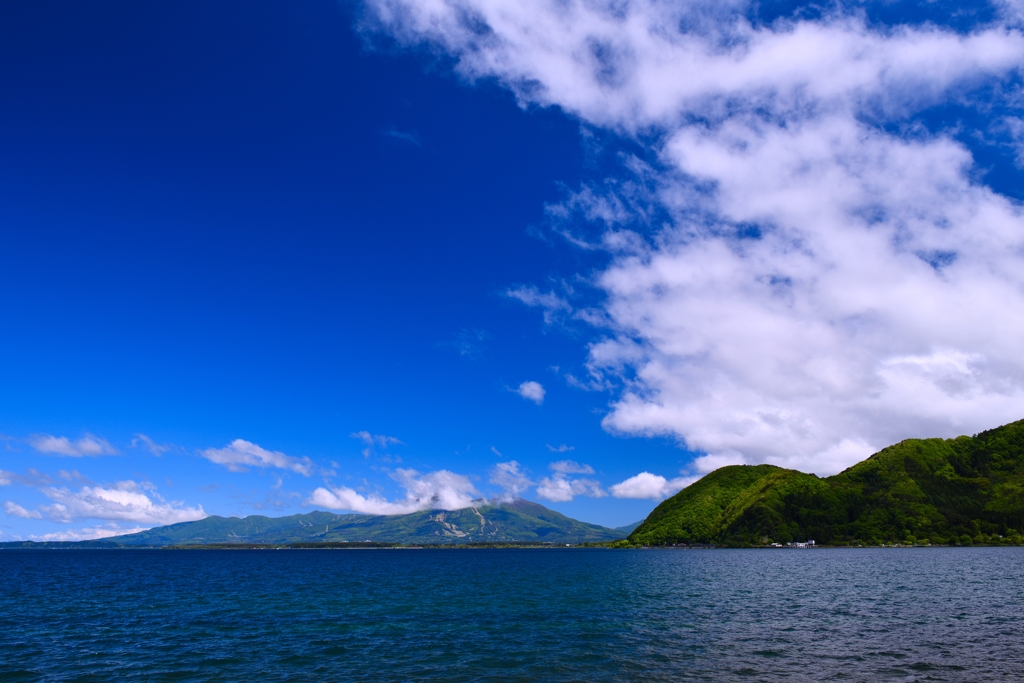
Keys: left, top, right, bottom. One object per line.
{"left": 93, "top": 498, "right": 627, "bottom": 546}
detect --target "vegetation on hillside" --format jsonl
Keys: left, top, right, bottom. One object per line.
{"left": 0, "top": 499, "right": 627, "bottom": 548}
{"left": 629, "top": 419, "right": 1024, "bottom": 547}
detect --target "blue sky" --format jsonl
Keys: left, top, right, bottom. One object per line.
{"left": 3, "top": 0, "right": 1024, "bottom": 540}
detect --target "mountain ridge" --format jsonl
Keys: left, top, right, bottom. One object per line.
{"left": 0, "top": 499, "right": 630, "bottom": 547}
{"left": 629, "top": 418, "right": 1024, "bottom": 546}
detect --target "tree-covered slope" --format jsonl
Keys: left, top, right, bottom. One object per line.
{"left": 630, "top": 419, "right": 1024, "bottom": 546}
{"left": 91, "top": 499, "right": 627, "bottom": 546}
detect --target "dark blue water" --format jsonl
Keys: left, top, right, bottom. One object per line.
{"left": 1, "top": 548, "right": 1022, "bottom": 681}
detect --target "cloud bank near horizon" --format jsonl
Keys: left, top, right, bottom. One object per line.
{"left": 4, "top": 480, "right": 206, "bottom": 526}
{"left": 308, "top": 459, "right": 653, "bottom": 514}
{"left": 5, "top": 430, "right": 695, "bottom": 532}
{"left": 363, "top": 0, "right": 1024, "bottom": 475}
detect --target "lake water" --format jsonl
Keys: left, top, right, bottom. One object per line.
{"left": 1, "top": 547, "right": 1022, "bottom": 681}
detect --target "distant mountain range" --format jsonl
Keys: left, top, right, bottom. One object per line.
{"left": 630, "top": 418, "right": 1024, "bottom": 547}
{"left": 1, "top": 499, "right": 639, "bottom": 547}
{"left": 15, "top": 420, "right": 1020, "bottom": 550}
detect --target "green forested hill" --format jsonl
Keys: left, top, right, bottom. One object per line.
{"left": 629, "top": 419, "right": 1024, "bottom": 546}
{"left": 0, "top": 499, "right": 625, "bottom": 547}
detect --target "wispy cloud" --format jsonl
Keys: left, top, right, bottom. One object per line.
{"left": 57, "top": 469, "right": 88, "bottom": 483}
{"left": 549, "top": 460, "right": 593, "bottom": 474}
{"left": 6, "top": 468, "right": 54, "bottom": 487}
{"left": 351, "top": 431, "right": 404, "bottom": 461}
{"left": 351, "top": 431, "right": 403, "bottom": 448}
{"left": 506, "top": 285, "right": 572, "bottom": 325}
{"left": 200, "top": 439, "right": 314, "bottom": 476}
{"left": 29, "top": 434, "right": 117, "bottom": 457}
{"left": 545, "top": 444, "right": 575, "bottom": 453}
{"left": 440, "top": 328, "right": 491, "bottom": 358}
{"left": 131, "top": 433, "right": 171, "bottom": 456}
{"left": 309, "top": 468, "right": 479, "bottom": 515}
{"left": 4, "top": 501, "right": 41, "bottom": 519}
{"left": 515, "top": 381, "right": 545, "bottom": 405}
{"left": 0, "top": 470, "right": 12, "bottom": 486}
{"left": 382, "top": 126, "right": 421, "bottom": 146}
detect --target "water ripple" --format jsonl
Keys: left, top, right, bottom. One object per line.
{"left": 1, "top": 547, "right": 1022, "bottom": 681}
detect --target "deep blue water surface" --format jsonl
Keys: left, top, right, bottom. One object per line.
{"left": 1, "top": 547, "right": 1022, "bottom": 681}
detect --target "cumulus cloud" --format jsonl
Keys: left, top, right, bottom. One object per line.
{"left": 200, "top": 439, "right": 314, "bottom": 476}
{"left": 0, "top": 470, "right": 12, "bottom": 486}
{"left": 535, "top": 460, "right": 605, "bottom": 502}
{"left": 309, "top": 468, "right": 479, "bottom": 515}
{"left": 4, "top": 501, "right": 42, "bottom": 519}
{"left": 610, "top": 472, "right": 700, "bottom": 500}
{"left": 516, "top": 381, "right": 546, "bottom": 404}
{"left": 536, "top": 476, "right": 605, "bottom": 502}
{"left": 546, "top": 444, "right": 575, "bottom": 453}
{"left": 33, "top": 481, "right": 206, "bottom": 525}
{"left": 489, "top": 460, "right": 533, "bottom": 501}
{"left": 366, "top": 0, "right": 1024, "bottom": 475}
{"left": 30, "top": 434, "right": 117, "bottom": 457}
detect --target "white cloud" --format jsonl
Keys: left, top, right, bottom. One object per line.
{"left": 536, "top": 475, "right": 605, "bottom": 503}
{"left": 516, "top": 381, "right": 546, "bottom": 404}
{"left": 132, "top": 433, "right": 170, "bottom": 456}
{"left": 30, "top": 434, "right": 117, "bottom": 457}
{"left": 351, "top": 431, "right": 403, "bottom": 448}
{"left": 30, "top": 523, "right": 151, "bottom": 542}
{"left": 200, "top": 439, "right": 314, "bottom": 476}
{"left": 535, "top": 460, "right": 604, "bottom": 502}
{"left": 35, "top": 481, "right": 206, "bottom": 525}
{"left": 506, "top": 285, "right": 572, "bottom": 324}
{"left": 549, "top": 459, "right": 594, "bottom": 474}
{"left": 366, "top": 0, "right": 1024, "bottom": 475}
{"left": 489, "top": 460, "right": 533, "bottom": 501}
{"left": 309, "top": 468, "right": 479, "bottom": 515}
{"left": 0, "top": 470, "right": 12, "bottom": 486}
{"left": 4, "top": 501, "right": 42, "bottom": 519}
{"left": 610, "top": 472, "right": 700, "bottom": 500}
{"left": 546, "top": 444, "right": 575, "bottom": 453}
{"left": 8, "top": 469, "right": 52, "bottom": 487}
